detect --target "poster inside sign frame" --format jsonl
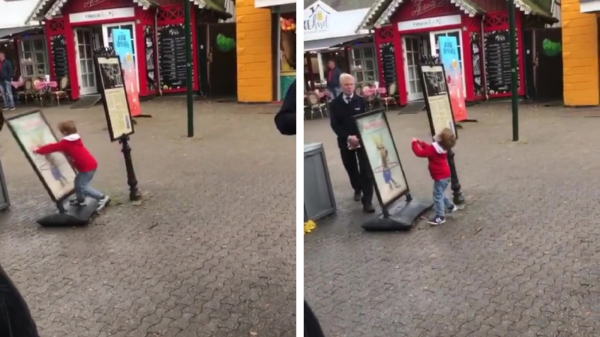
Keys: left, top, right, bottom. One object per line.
{"left": 419, "top": 64, "right": 459, "bottom": 140}
{"left": 95, "top": 55, "right": 135, "bottom": 142}
{"left": 6, "top": 110, "right": 76, "bottom": 204}
{"left": 354, "top": 109, "right": 411, "bottom": 212}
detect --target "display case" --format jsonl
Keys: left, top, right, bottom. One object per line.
{"left": 304, "top": 143, "right": 336, "bottom": 221}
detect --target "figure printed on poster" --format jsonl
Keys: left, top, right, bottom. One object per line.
{"left": 356, "top": 111, "right": 407, "bottom": 205}
{"left": 99, "top": 62, "right": 123, "bottom": 89}
{"left": 7, "top": 111, "right": 76, "bottom": 201}
{"left": 421, "top": 65, "right": 456, "bottom": 137}
{"left": 423, "top": 70, "right": 447, "bottom": 96}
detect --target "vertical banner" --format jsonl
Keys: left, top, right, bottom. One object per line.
{"left": 112, "top": 29, "right": 141, "bottom": 117}
{"left": 438, "top": 36, "right": 467, "bottom": 122}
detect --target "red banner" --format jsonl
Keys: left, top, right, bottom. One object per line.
{"left": 122, "top": 54, "right": 141, "bottom": 117}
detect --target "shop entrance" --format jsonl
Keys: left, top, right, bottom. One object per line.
{"left": 75, "top": 28, "right": 97, "bottom": 96}
{"left": 401, "top": 29, "right": 466, "bottom": 102}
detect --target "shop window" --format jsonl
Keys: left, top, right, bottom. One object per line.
{"left": 20, "top": 37, "right": 49, "bottom": 78}
{"left": 351, "top": 46, "right": 377, "bottom": 85}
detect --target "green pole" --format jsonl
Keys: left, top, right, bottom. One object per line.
{"left": 184, "top": 0, "right": 194, "bottom": 137}
{"left": 508, "top": 0, "right": 519, "bottom": 141}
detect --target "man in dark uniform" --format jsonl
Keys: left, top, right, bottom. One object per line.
{"left": 0, "top": 265, "right": 39, "bottom": 336}
{"left": 329, "top": 73, "right": 375, "bottom": 213}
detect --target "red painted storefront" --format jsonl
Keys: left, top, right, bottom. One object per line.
{"left": 373, "top": 0, "right": 528, "bottom": 105}
{"left": 41, "top": 0, "right": 202, "bottom": 100}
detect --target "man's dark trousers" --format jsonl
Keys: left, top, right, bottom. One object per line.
{"left": 340, "top": 147, "right": 373, "bottom": 204}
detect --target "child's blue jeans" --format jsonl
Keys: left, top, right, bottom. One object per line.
{"left": 75, "top": 170, "right": 104, "bottom": 201}
{"left": 433, "top": 178, "right": 454, "bottom": 217}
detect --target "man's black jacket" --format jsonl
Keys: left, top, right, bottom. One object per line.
{"left": 0, "top": 60, "right": 13, "bottom": 82}
{"left": 0, "top": 266, "right": 39, "bottom": 337}
{"left": 274, "top": 80, "right": 296, "bottom": 135}
{"left": 326, "top": 67, "right": 342, "bottom": 90}
{"left": 329, "top": 93, "right": 367, "bottom": 148}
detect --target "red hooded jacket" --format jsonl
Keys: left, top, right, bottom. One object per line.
{"left": 411, "top": 139, "right": 450, "bottom": 180}
{"left": 34, "top": 134, "right": 98, "bottom": 173}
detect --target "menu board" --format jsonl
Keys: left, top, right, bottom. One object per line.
{"left": 144, "top": 26, "right": 157, "bottom": 92}
{"left": 470, "top": 32, "right": 483, "bottom": 97}
{"left": 379, "top": 42, "right": 397, "bottom": 88}
{"left": 484, "top": 30, "right": 519, "bottom": 95}
{"left": 51, "top": 35, "right": 69, "bottom": 80}
{"left": 157, "top": 24, "right": 189, "bottom": 90}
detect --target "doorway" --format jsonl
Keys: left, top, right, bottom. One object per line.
{"left": 204, "top": 23, "right": 237, "bottom": 98}
{"left": 402, "top": 36, "right": 424, "bottom": 101}
{"left": 75, "top": 28, "right": 97, "bottom": 95}
{"left": 102, "top": 22, "right": 139, "bottom": 89}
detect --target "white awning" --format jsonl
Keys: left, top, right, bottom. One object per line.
{"left": 304, "top": 35, "right": 367, "bottom": 52}
{"left": 255, "top": 0, "right": 295, "bottom": 8}
{"left": 0, "top": 26, "right": 39, "bottom": 40}
{"left": 581, "top": 0, "right": 600, "bottom": 12}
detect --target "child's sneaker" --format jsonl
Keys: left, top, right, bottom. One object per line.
{"left": 428, "top": 215, "right": 446, "bottom": 226}
{"left": 447, "top": 205, "right": 458, "bottom": 213}
{"left": 97, "top": 195, "right": 111, "bottom": 211}
{"left": 69, "top": 199, "right": 86, "bottom": 207}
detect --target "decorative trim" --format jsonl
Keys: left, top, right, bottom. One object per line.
{"left": 513, "top": 0, "right": 533, "bottom": 15}
{"left": 374, "top": 0, "right": 403, "bottom": 27}
{"left": 358, "top": 0, "right": 390, "bottom": 31}
{"left": 450, "top": 0, "right": 479, "bottom": 17}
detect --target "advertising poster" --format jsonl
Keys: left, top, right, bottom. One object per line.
{"left": 7, "top": 111, "right": 76, "bottom": 201}
{"left": 356, "top": 111, "right": 407, "bottom": 205}
{"left": 421, "top": 65, "right": 456, "bottom": 137}
{"left": 98, "top": 57, "right": 134, "bottom": 140}
{"left": 439, "top": 36, "right": 468, "bottom": 122}
{"left": 112, "top": 29, "right": 141, "bottom": 117}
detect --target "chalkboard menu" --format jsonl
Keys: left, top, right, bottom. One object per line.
{"left": 379, "top": 42, "right": 397, "bottom": 88}
{"left": 144, "top": 26, "right": 157, "bottom": 92}
{"left": 484, "top": 30, "right": 520, "bottom": 95}
{"left": 51, "top": 35, "right": 69, "bottom": 80}
{"left": 470, "top": 32, "right": 483, "bottom": 97}
{"left": 157, "top": 24, "right": 190, "bottom": 90}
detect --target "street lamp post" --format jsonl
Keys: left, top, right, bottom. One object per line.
{"left": 508, "top": 0, "right": 519, "bottom": 141}
{"left": 184, "top": 0, "right": 194, "bottom": 137}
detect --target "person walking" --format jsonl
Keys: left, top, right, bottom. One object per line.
{"left": 0, "top": 52, "right": 14, "bottom": 111}
{"left": 325, "top": 60, "right": 342, "bottom": 99}
{"left": 329, "top": 73, "right": 375, "bottom": 213}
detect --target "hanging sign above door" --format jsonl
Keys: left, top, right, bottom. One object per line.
{"left": 70, "top": 7, "right": 135, "bottom": 24}
{"left": 397, "top": 14, "right": 461, "bottom": 32}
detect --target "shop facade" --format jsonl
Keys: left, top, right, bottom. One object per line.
{"left": 304, "top": 0, "right": 374, "bottom": 90}
{"left": 361, "top": 0, "right": 554, "bottom": 105}
{"left": 246, "top": 0, "right": 296, "bottom": 102}
{"left": 563, "top": 0, "right": 600, "bottom": 106}
{"left": 27, "top": 0, "right": 230, "bottom": 100}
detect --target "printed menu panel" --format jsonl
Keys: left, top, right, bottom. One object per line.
{"left": 484, "top": 30, "right": 520, "bottom": 95}
{"left": 51, "top": 35, "right": 69, "bottom": 80}
{"left": 157, "top": 24, "right": 191, "bottom": 90}
{"left": 379, "top": 42, "right": 397, "bottom": 88}
{"left": 144, "top": 25, "right": 157, "bottom": 92}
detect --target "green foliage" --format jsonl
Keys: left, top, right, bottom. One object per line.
{"left": 542, "top": 39, "right": 561, "bottom": 57}
{"left": 216, "top": 34, "right": 235, "bottom": 52}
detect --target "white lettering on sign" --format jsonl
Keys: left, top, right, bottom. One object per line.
{"left": 398, "top": 14, "right": 461, "bottom": 31}
{"left": 411, "top": 0, "right": 445, "bottom": 17}
{"left": 83, "top": 0, "right": 109, "bottom": 9}
{"left": 70, "top": 7, "right": 134, "bottom": 23}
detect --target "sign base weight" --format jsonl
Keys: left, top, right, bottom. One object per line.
{"left": 362, "top": 199, "right": 433, "bottom": 232}
{"left": 37, "top": 197, "right": 100, "bottom": 227}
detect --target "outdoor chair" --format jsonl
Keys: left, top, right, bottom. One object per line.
{"left": 306, "top": 91, "right": 326, "bottom": 120}
{"left": 51, "top": 77, "right": 70, "bottom": 105}
{"left": 17, "top": 79, "right": 35, "bottom": 104}
{"left": 381, "top": 82, "right": 398, "bottom": 111}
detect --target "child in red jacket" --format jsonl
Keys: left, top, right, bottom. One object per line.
{"left": 34, "top": 120, "right": 110, "bottom": 209}
{"left": 412, "top": 128, "right": 457, "bottom": 225}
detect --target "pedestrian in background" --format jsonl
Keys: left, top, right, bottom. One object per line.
{"left": 326, "top": 59, "right": 342, "bottom": 99}
{"left": 411, "top": 128, "right": 458, "bottom": 225}
{"left": 0, "top": 52, "right": 15, "bottom": 111}
{"left": 329, "top": 73, "right": 375, "bottom": 213}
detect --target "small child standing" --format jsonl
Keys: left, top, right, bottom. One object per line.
{"left": 34, "top": 120, "right": 110, "bottom": 209}
{"left": 411, "top": 128, "right": 457, "bottom": 225}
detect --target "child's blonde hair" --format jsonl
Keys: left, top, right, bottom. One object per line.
{"left": 58, "top": 120, "right": 77, "bottom": 135}
{"left": 437, "top": 128, "right": 456, "bottom": 150}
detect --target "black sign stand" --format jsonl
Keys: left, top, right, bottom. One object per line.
{"left": 354, "top": 109, "right": 433, "bottom": 232}
{"left": 419, "top": 56, "right": 465, "bottom": 205}
{"left": 95, "top": 47, "right": 142, "bottom": 201}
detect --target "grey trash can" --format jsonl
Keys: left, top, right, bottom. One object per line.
{"left": 304, "top": 143, "right": 336, "bottom": 222}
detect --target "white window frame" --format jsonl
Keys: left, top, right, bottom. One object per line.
{"left": 350, "top": 44, "right": 378, "bottom": 86}
{"left": 20, "top": 36, "right": 49, "bottom": 78}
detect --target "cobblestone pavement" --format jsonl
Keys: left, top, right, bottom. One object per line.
{"left": 305, "top": 103, "right": 600, "bottom": 337}
{"left": 0, "top": 99, "right": 295, "bottom": 337}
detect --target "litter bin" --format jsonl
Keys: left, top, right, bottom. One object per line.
{"left": 304, "top": 143, "right": 336, "bottom": 221}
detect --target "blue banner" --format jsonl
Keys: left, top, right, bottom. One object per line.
{"left": 112, "top": 29, "right": 133, "bottom": 61}
{"left": 438, "top": 36, "right": 468, "bottom": 121}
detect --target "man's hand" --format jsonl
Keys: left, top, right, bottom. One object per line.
{"left": 348, "top": 135, "right": 360, "bottom": 147}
